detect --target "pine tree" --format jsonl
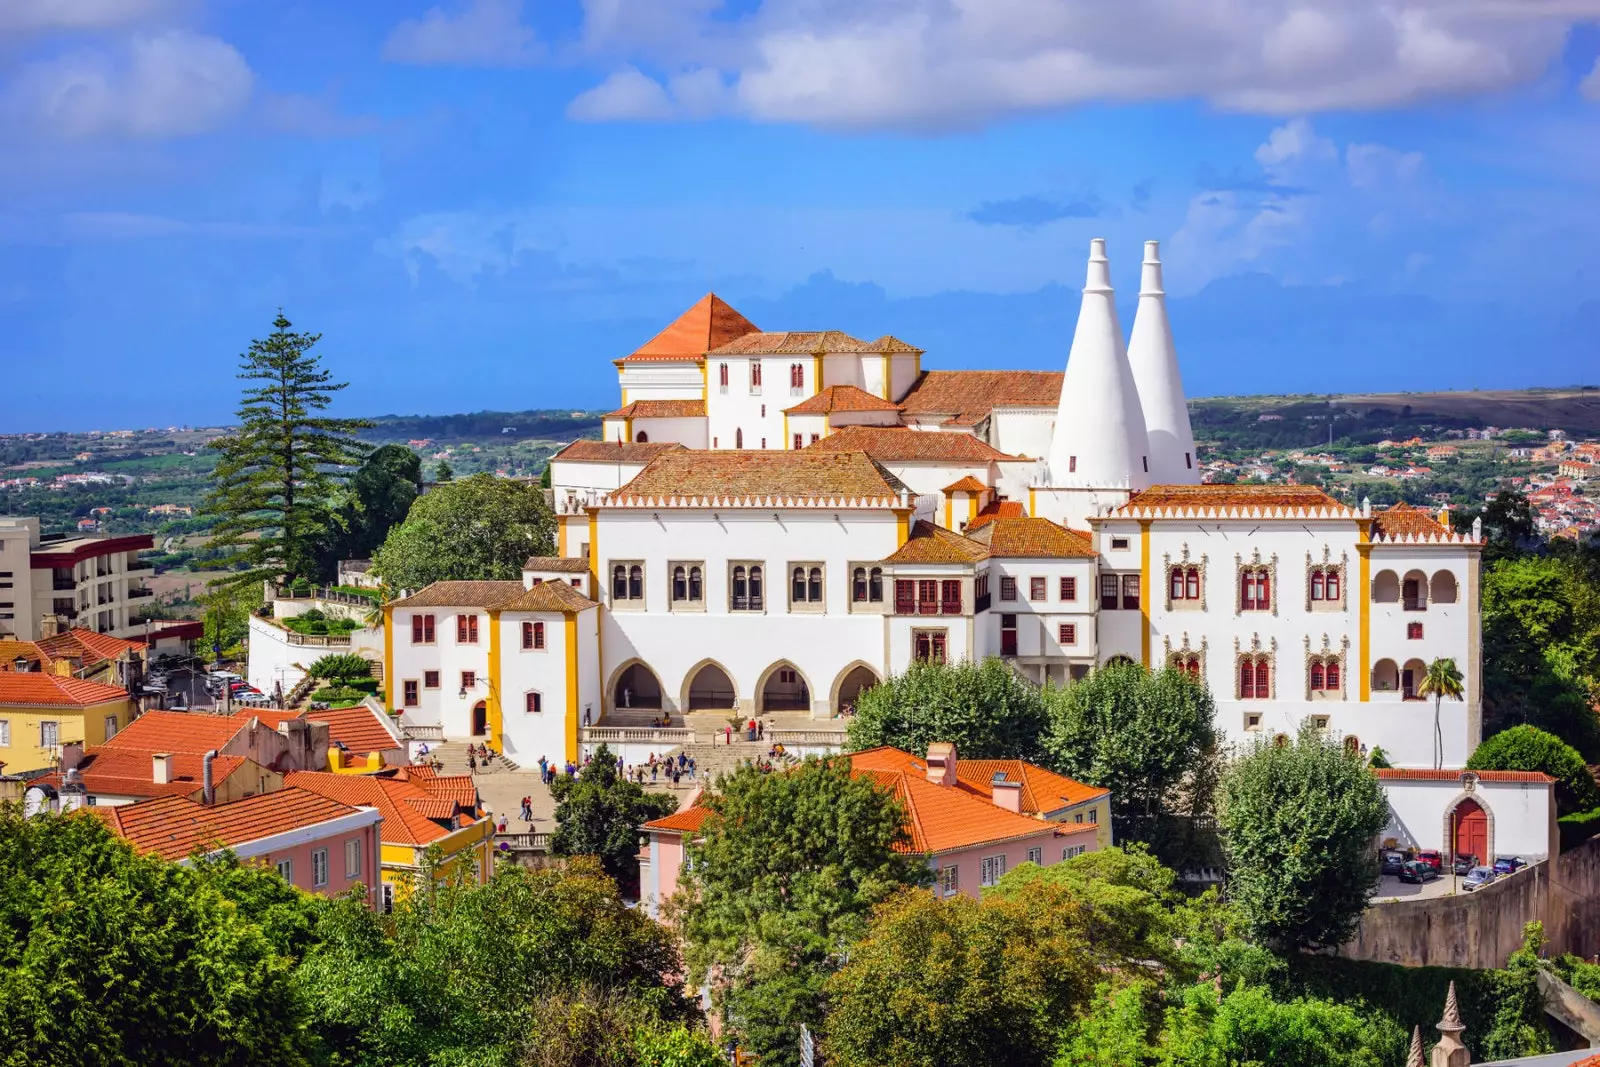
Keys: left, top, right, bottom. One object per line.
{"left": 204, "top": 312, "right": 372, "bottom": 587}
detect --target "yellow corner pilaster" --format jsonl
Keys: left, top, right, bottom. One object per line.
{"left": 783, "top": 413, "right": 790, "bottom": 450}
{"left": 623, "top": 417, "right": 633, "bottom": 443}
{"left": 1139, "top": 520, "right": 1152, "bottom": 668}
{"left": 701, "top": 361, "right": 708, "bottom": 402}
{"left": 897, "top": 511, "right": 911, "bottom": 545}
{"left": 944, "top": 494, "right": 953, "bottom": 530}
{"left": 1357, "top": 540, "right": 1373, "bottom": 701}
{"left": 487, "top": 610, "right": 503, "bottom": 753}
{"left": 557, "top": 516, "right": 568, "bottom": 557}
{"left": 968, "top": 495, "right": 979, "bottom": 525}
{"left": 565, "top": 612, "right": 580, "bottom": 764}
{"left": 1028, "top": 486, "right": 1037, "bottom": 517}
{"left": 880, "top": 353, "right": 892, "bottom": 399}
{"left": 587, "top": 510, "right": 599, "bottom": 590}
{"left": 813, "top": 354, "right": 823, "bottom": 392}
{"left": 382, "top": 606, "right": 394, "bottom": 712}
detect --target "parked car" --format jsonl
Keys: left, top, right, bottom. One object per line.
{"left": 1416, "top": 850, "right": 1444, "bottom": 872}
{"left": 1380, "top": 850, "right": 1407, "bottom": 875}
{"left": 1399, "top": 860, "right": 1439, "bottom": 884}
{"left": 1493, "top": 856, "right": 1525, "bottom": 875}
{"left": 1452, "top": 853, "right": 1478, "bottom": 875}
{"left": 1463, "top": 866, "right": 1498, "bottom": 891}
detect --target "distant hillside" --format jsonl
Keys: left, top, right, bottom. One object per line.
{"left": 364, "top": 408, "right": 606, "bottom": 442}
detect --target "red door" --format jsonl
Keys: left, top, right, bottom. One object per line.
{"left": 1453, "top": 799, "right": 1488, "bottom": 864}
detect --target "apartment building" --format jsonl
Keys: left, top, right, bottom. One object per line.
{"left": 0, "top": 517, "right": 156, "bottom": 641}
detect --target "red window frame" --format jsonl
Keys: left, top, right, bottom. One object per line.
{"left": 522, "top": 621, "right": 545, "bottom": 650}
{"left": 460, "top": 670, "right": 475, "bottom": 690}
{"left": 457, "top": 614, "right": 479, "bottom": 643}
{"left": 1240, "top": 568, "right": 1271, "bottom": 612}
{"left": 1029, "top": 577, "right": 1046, "bottom": 601}
{"left": 1121, "top": 574, "right": 1140, "bottom": 611}
{"left": 793, "top": 433, "right": 803, "bottom": 449}
{"left": 1407, "top": 622, "right": 1424, "bottom": 640}
{"left": 940, "top": 579, "right": 962, "bottom": 615}
{"left": 1000, "top": 576, "right": 1018, "bottom": 602}
{"left": 1326, "top": 661, "right": 1341, "bottom": 689}
{"left": 894, "top": 580, "right": 915, "bottom": 615}
{"left": 719, "top": 363, "right": 729, "bottom": 387}
{"left": 917, "top": 580, "right": 940, "bottom": 615}
{"left": 1100, "top": 574, "right": 1119, "bottom": 609}
{"left": 751, "top": 362, "right": 762, "bottom": 387}
{"left": 913, "top": 630, "right": 947, "bottom": 663}
{"left": 1058, "top": 623, "right": 1076, "bottom": 644}
{"left": 1059, "top": 576, "right": 1076, "bottom": 601}
{"left": 403, "top": 680, "right": 419, "bottom": 707}
{"left": 423, "top": 670, "right": 439, "bottom": 689}
{"left": 525, "top": 692, "right": 542, "bottom": 714}
{"left": 411, "top": 614, "right": 435, "bottom": 643}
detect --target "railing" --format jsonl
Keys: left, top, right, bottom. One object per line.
{"left": 125, "top": 561, "right": 154, "bottom": 573}
{"left": 495, "top": 832, "right": 551, "bottom": 853}
{"left": 401, "top": 723, "right": 444, "bottom": 742}
{"left": 580, "top": 726, "right": 695, "bottom": 746}
{"left": 770, "top": 729, "right": 847, "bottom": 747}
{"left": 283, "top": 632, "right": 352, "bottom": 647}
{"left": 53, "top": 578, "right": 76, "bottom": 591}
{"left": 127, "top": 587, "right": 154, "bottom": 599}
{"left": 275, "top": 585, "right": 378, "bottom": 608}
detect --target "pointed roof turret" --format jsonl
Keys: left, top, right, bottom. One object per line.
{"left": 1432, "top": 981, "right": 1469, "bottom": 1067}
{"left": 1127, "top": 240, "right": 1198, "bottom": 484}
{"left": 1406, "top": 1026, "right": 1424, "bottom": 1067}
{"left": 623, "top": 294, "right": 759, "bottom": 362}
{"left": 1045, "top": 239, "right": 1151, "bottom": 489}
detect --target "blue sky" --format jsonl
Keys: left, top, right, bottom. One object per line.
{"left": 3, "top": 0, "right": 1599, "bottom": 431}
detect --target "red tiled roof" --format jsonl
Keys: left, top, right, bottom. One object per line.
{"left": 496, "top": 580, "right": 597, "bottom": 613}
{"left": 1371, "top": 503, "right": 1453, "bottom": 539}
{"left": 642, "top": 807, "right": 713, "bottom": 834}
{"left": 897, "top": 371, "right": 1062, "bottom": 424}
{"left": 612, "top": 449, "right": 909, "bottom": 502}
{"left": 102, "top": 710, "right": 245, "bottom": 754}
{"left": 1374, "top": 769, "right": 1554, "bottom": 783}
{"left": 622, "top": 294, "right": 760, "bottom": 362}
{"left": 551, "top": 440, "right": 687, "bottom": 464}
{"left": 884, "top": 521, "right": 989, "bottom": 564}
{"left": 0, "top": 672, "right": 129, "bottom": 708}
{"left": 0, "top": 640, "right": 51, "bottom": 671}
{"left": 308, "top": 705, "right": 401, "bottom": 756}
{"left": 41, "top": 750, "right": 249, "bottom": 799}
{"left": 605, "top": 399, "right": 707, "bottom": 419}
{"left": 389, "top": 581, "right": 524, "bottom": 608}
{"left": 36, "top": 628, "right": 144, "bottom": 666}
{"left": 942, "top": 475, "right": 988, "bottom": 494}
{"left": 966, "top": 500, "right": 1026, "bottom": 531}
{"left": 785, "top": 385, "right": 903, "bottom": 415}
{"left": 1113, "top": 484, "right": 1350, "bottom": 515}
{"left": 94, "top": 787, "right": 365, "bottom": 861}
{"left": 286, "top": 770, "right": 477, "bottom": 847}
{"left": 976, "top": 517, "right": 1097, "bottom": 559}
{"left": 709, "top": 330, "right": 873, "bottom": 355}
{"left": 524, "top": 556, "right": 590, "bottom": 573}
{"left": 238, "top": 709, "right": 305, "bottom": 729}
{"left": 806, "top": 425, "right": 1017, "bottom": 462}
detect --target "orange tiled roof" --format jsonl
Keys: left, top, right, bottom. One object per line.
{"left": 966, "top": 500, "right": 1026, "bottom": 531}
{"left": 709, "top": 330, "right": 873, "bottom": 355}
{"left": 884, "top": 521, "right": 989, "bottom": 564}
{"left": 94, "top": 787, "right": 365, "bottom": 861}
{"left": 496, "top": 580, "right": 596, "bottom": 613}
{"left": 37, "top": 628, "right": 144, "bottom": 666}
{"left": 1371, "top": 503, "right": 1453, "bottom": 540}
{"left": 611, "top": 449, "right": 909, "bottom": 502}
{"left": 237, "top": 709, "right": 305, "bottom": 729}
{"left": 784, "top": 385, "right": 903, "bottom": 415}
{"left": 41, "top": 749, "right": 249, "bottom": 799}
{"left": 622, "top": 294, "right": 760, "bottom": 363}
{"left": 286, "top": 769, "right": 478, "bottom": 847}
{"left": 0, "top": 672, "right": 129, "bottom": 708}
{"left": 102, "top": 710, "right": 246, "bottom": 753}
{"left": 0, "top": 640, "right": 51, "bottom": 671}
{"left": 524, "top": 556, "right": 590, "bottom": 573}
{"left": 308, "top": 705, "right": 401, "bottom": 756}
{"left": 1374, "top": 769, "right": 1553, "bottom": 783}
{"left": 977, "top": 517, "right": 1096, "bottom": 559}
{"left": 806, "top": 425, "right": 1017, "bottom": 462}
{"left": 942, "top": 475, "right": 988, "bottom": 494}
{"left": 871, "top": 335, "right": 923, "bottom": 353}
{"left": 1113, "top": 484, "right": 1350, "bottom": 515}
{"left": 605, "top": 399, "right": 707, "bottom": 419}
{"left": 389, "top": 581, "right": 525, "bottom": 609}
{"left": 897, "top": 370, "right": 1063, "bottom": 423}
{"left": 642, "top": 807, "right": 713, "bottom": 833}
{"left": 551, "top": 440, "right": 687, "bottom": 464}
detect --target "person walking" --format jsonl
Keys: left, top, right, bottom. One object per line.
{"left": 688, "top": 756, "right": 697, "bottom": 779}
{"left": 468, "top": 752, "right": 477, "bottom": 774}
{"left": 725, "top": 724, "right": 732, "bottom": 746}
{"left": 538, "top": 755, "right": 548, "bottom": 781}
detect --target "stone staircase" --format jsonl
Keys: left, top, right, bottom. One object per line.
{"left": 425, "top": 740, "right": 522, "bottom": 775}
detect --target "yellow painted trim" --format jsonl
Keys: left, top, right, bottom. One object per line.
{"left": 783, "top": 412, "right": 790, "bottom": 450}
{"left": 557, "top": 516, "right": 568, "bottom": 557}
{"left": 383, "top": 606, "right": 394, "bottom": 712}
{"left": 824, "top": 414, "right": 831, "bottom": 437}
{"left": 487, "top": 610, "right": 503, "bottom": 754}
{"left": 880, "top": 353, "right": 892, "bottom": 399}
{"left": 621, "top": 388, "right": 629, "bottom": 406}
{"left": 896, "top": 511, "right": 910, "bottom": 545}
{"left": 813, "top": 354, "right": 823, "bottom": 391}
{"left": 701, "top": 360, "right": 708, "bottom": 403}
{"left": 1139, "top": 520, "right": 1152, "bottom": 668}
{"left": 968, "top": 495, "right": 979, "bottom": 525}
{"left": 565, "top": 611, "right": 580, "bottom": 764}
{"left": 1028, "top": 486, "right": 1037, "bottom": 517}
{"left": 1357, "top": 542, "right": 1373, "bottom": 701}
{"left": 623, "top": 417, "right": 633, "bottom": 443}
{"left": 944, "top": 493, "right": 953, "bottom": 529}
{"left": 587, "top": 510, "right": 599, "bottom": 591}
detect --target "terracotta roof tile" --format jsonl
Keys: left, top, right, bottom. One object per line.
{"left": 40, "top": 629, "right": 144, "bottom": 664}
{"left": 389, "top": 581, "right": 525, "bottom": 609}
{"left": 286, "top": 770, "right": 477, "bottom": 847}
{"left": 551, "top": 440, "right": 687, "bottom": 464}
{"left": 605, "top": 399, "right": 707, "bottom": 419}
{"left": 806, "top": 425, "right": 1017, "bottom": 462}
{"left": 308, "top": 705, "right": 401, "bottom": 756}
{"left": 96, "top": 787, "right": 367, "bottom": 861}
{"left": 102, "top": 710, "right": 247, "bottom": 753}
{"left": 611, "top": 449, "right": 909, "bottom": 502}
{"left": 709, "top": 330, "right": 873, "bottom": 355}
{"left": 1113, "top": 484, "right": 1350, "bottom": 515}
{"left": 41, "top": 750, "right": 249, "bottom": 799}
{"left": 496, "top": 580, "right": 596, "bottom": 613}
{"left": 870, "top": 335, "right": 924, "bottom": 354}
{"left": 784, "top": 385, "right": 903, "bottom": 415}
{"left": 897, "top": 371, "right": 1062, "bottom": 424}
{"left": 622, "top": 294, "right": 759, "bottom": 362}
{"left": 884, "top": 521, "right": 989, "bottom": 564}
{"left": 0, "top": 640, "right": 52, "bottom": 671}
{"left": 0, "top": 673, "right": 130, "bottom": 708}
{"left": 523, "top": 556, "right": 590, "bottom": 573}
{"left": 942, "top": 475, "right": 988, "bottom": 493}
{"left": 642, "top": 807, "right": 712, "bottom": 834}
{"left": 966, "top": 500, "right": 1026, "bottom": 531}
{"left": 975, "top": 517, "right": 1097, "bottom": 559}
{"left": 1374, "top": 769, "right": 1553, "bottom": 783}
{"left": 1371, "top": 503, "right": 1453, "bottom": 540}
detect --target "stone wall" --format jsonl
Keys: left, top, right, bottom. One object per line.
{"left": 1339, "top": 835, "right": 1600, "bottom": 969}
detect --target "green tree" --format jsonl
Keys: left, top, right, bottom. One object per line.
{"left": 199, "top": 580, "right": 261, "bottom": 661}
{"left": 550, "top": 744, "right": 676, "bottom": 898}
{"left": 308, "top": 652, "right": 376, "bottom": 686}
{"left": 317, "top": 444, "right": 423, "bottom": 572}
{"left": 1418, "top": 657, "right": 1465, "bottom": 770}
{"left": 435, "top": 460, "right": 454, "bottom": 482}
{"left": 1040, "top": 663, "right": 1219, "bottom": 865}
{"left": 1217, "top": 725, "right": 1389, "bottom": 952}
{"left": 1467, "top": 725, "right": 1600, "bottom": 815}
{"left": 373, "top": 474, "right": 555, "bottom": 592}
{"left": 1155, "top": 982, "right": 1403, "bottom": 1067}
{"left": 203, "top": 312, "right": 372, "bottom": 587}
{"left": 670, "top": 757, "right": 931, "bottom": 1067}
{"left": 845, "top": 658, "right": 1049, "bottom": 760}
{"left": 0, "top": 807, "right": 314, "bottom": 1066}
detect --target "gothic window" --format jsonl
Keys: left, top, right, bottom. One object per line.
{"left": 1170, "top": 565, "right": 1201, "bottom": 603}
{"left": 1239, "top": 566, "right": 1271, "bottom": 612}
{"left": 1308, "top": 564, "right": 1343, "bottom": 609}
{"left": 1170, "top": 652, "right": 1202, "bottom": 678}
{"left": 718, "top": 363, "right": 729, "bottom": 388}
{"left": 1238, "top": 654, "right": 1272, "bottom": 699}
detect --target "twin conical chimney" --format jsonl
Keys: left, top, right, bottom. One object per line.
{"left": 1127, "top": 241, "right": 1199, "bottom": 485}
{"left": 1045, "top": 239, "right": 1152, "bottom": 490}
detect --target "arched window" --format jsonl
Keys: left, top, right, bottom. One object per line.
{"left": 1431, "top": 570, "right": 1458, "bottom": 604}
{"left": 1344, "top": 735, "right": 1361, "bottom": 757}
{"left": 1171, "top": 565, "right": 1201, "bottom": 602}
{"left": 790, "top": 363, "right": 804, "bottom": 388}
{"left": 852, "top": 567, "right": 868, "bottom": 602}
{"left": 1170, "top": 652, "right": 1201, "bottom": 678}
{"left": 1326, "top": 660, "right": 1341, "bottom": 690}
{"left": 634, "top": 430, "right": 648, "bottom": 443}
{"left": 751, "top": 362, "right": 762, "bottom": 387}
{"left": 732, "top": 566, "right": 748, "bottom": 610}
{"left": 1239, "top": 655, "right": 1271, "bottom": 699}
{"left": 736, "top": 428, "right": 743, "bottom": 449}
{"left": 1170, "top": 569, "right": 1184, "bottom": 600}
{"left": 1402, "top": 570, "right": 1428, "bottom": 611}
{"left": 1310, "top": 661, "right": 1325, "bottom": 690}
{"left": 719, "top": 363, "right": 729, "bottom": 387}
{"left": 808, "top": 566, "right": 823, "bottom": 602}
{"left": 689, "top": 566, "right": 702, "bottom": 601}
{"left": 792, "top": 566, "right": 806, "bottom": 602}
{"left": 749, "top": 565, "right": 764, "bottom": 609}
{"left": 672, "top": 566, "right": 687, "bottom": 602}
{"left": 869, "top": 567, "right": 883, "bottom": 602}
{"left": 1310, "top": 570, "right": 1324, "bottom": 601}
{"left": 525, "top": 691, "right": 543, "bottom": 714}
{"left": 612, "top": 564, "right": 627, "bottom": 600}
{"left": 1240, "top": 567, "right": 1271, "bottom": 611}
{"left": 628, "top": 565, "right": 642, "bottom": 600}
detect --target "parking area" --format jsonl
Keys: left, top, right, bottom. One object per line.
{"left": 1372, "top": 865, "right": 1532, "bottom": 904}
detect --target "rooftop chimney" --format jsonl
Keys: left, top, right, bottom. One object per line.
{"left": 925, "top": 742, "right": 957, "bottom": 787}
{"left": 1127, "top": 240, "right": 1198, "bottom": 485}
{"left": 202, "top": 750, "right": 217, "bottom": 805}
{"left": 60, "top": 741, "right": 84, "bottom": 773}
{"left": 38, "top": 614, "right": 61, "bottom": 639}
{"left": 991, "top": 772, "right": 1022, "bottom": 814}
{"left": 151, "top": 752, "right": 172, "bottom": 785}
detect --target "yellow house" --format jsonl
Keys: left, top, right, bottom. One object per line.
{"left": 284, "top": 767, "right": 493, "bottom": 907}
{"left": 0, "top": 670, "right": 133, "bottom": 774}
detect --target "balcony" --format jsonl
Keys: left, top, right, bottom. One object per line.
{"left": 125, "top": 560, "right": 154, "bottom": 574}
{"left": 127, "top": 587, "right": 155, "bottom": 600}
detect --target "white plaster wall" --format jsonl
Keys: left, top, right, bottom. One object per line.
{"left": 706, "top": 357, "right": 818, "bottom": 450}
{"left": 978, "top": 558, "right": 1098, "bottom": 662}
{"left": 992, "top": 460, "right": 1039, "bottom": 512}
{"left": 990, "top": 409, "right": 1055, "bottom": 460}
{"left": 618, "top": 364, "right": 703, "bottom": 401}
{"left": 551, "top": 458, "right": 654, "bottom": 496}
{"left": 822, "top": 354, "right": 865, "bottom": 392}
{"left": 787, "top": 413, "right": 827, "bottom": 447}
{"left": 1381, "top": 778, "right": 1552, "bottom": 862}
{"left": 888, "top": 354, "right": 920, "bottom": 401}
{"left": 828, "top": 410, "right": 901, "bottom": 430}
{"left": 630, "top": 417, "right": 708, "bottom": 448}
{"left": 496, "top": 611, "right": 577, "bottom": 767}
{"left": 390, "top": 607, "right": 493, "bottom": 736}
{"left": 878, "top": 461, "right": 992, "bottom": 499}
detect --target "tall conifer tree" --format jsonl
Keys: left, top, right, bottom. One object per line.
{"left": 204, "top": 312, "right": 371, "bottom": 586}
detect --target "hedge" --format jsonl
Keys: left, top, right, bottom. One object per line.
{"left": 1559, "top": 807, "right": 1600, "bottom": 851}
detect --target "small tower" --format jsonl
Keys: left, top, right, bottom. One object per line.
{"left": 1431, "top": 982, "right": 1469, "bottom": 1067}
{"left": 1127, "top": 240, "right": 1199, "bottom": 485}
{"left": 1406, "top": 1025, "right": 1424, "bottom": 1067}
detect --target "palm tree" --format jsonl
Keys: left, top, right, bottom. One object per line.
{"left": 1418, "top": 657, "right": 1465, "bottom": 770}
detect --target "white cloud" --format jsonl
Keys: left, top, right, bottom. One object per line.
{"left": 1346, "top": 142, "right": 1425, "bottom": 188}
{"left": 1582, "top": 57, "right": 1600, "bottom": 102}
{"left": 257, "top": 92, "right": 381, "bottom": 138}
{"left": 383, "top": 0, "right": 542, "bottom": 67}
{"left": 566, "top": 67, "right": 675, "bottom": 120}
{"left": 0, "top": 0, "right": 174, "bottom": 35}
{"left": 567, "top": 0, "right": 1591, "bottom": 129}
{"left": 1, "top": 30, "right": 253, "bottom": 139}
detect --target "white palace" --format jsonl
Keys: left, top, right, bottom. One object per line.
{"left": 380, "top": 239, "right": 1551, "bottom": 863}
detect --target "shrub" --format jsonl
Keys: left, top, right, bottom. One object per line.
{"left": 310, "top": 687, "right": 367, "bottom": 705}
{"left": 1467, "top": 725, "right": 1600, "bottom": 815}
{"left": 1559, "top": 808, "right": 1600, "bottom": 851}
{"left": 300, "top": 608, "right": 325, "bottom": 622}
{"left": 304, "top": 620, "right": 328, "bottom": 635}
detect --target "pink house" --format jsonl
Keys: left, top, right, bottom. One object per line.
{"left": 638, "top": 742, "right": 1111, "bottom": 916}
{"left": 90, "top": 786, "right": 384, "bottom": 904}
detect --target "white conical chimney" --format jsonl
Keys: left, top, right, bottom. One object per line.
{"left": 1045, "top": 239, "right": 1151, "bottom": 490}
{"left": 1127, "top": 240, "right": 1198, "bottom": 485}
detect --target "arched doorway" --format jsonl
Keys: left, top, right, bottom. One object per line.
{"left": 472, "top": 701, "right": 488, "bottom": 736}
{"left": 634, "top": 430, "right": 648, "bottom": 442}
{"left": 685, "top": 662, "right": 737, "bottom": 711}
{"left": 1453, "top": 797, "right": 1488, "bottom": 864}
{"left": 613, "top": 662, "right": 663, "bottom": 710}
{"left": 760, "top": 662, "right": 811, "bottom": 712}
{"left": 833, "top": 664, "right": 880, "bottom": 715}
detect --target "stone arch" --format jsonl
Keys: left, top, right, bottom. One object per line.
{"left": 1372, "top": 569, "right": 1400, "bottom": 603}
{"left": 607, "top": 658, "right": 664, "bottom": 711}
{"left": 1104, "top": 654, "right": 1136, "bottom": 668}
{"left": 756, "top": 660, "right": 814, "bottom": 713}
{"left": 681, "top": 658, "right": 738, "bottom": 712}
{"left": 634, "top": 430, "right": 648, "bottom": 443}
{"left": 1442, "top": 788, "right": 1495, "bottom": 865}
{"left": 1372, "top": 658, "right": 1399, "bottom": 693}
{"left": 1431, "top": 569, "right": 1459, "bottom": 604}
{"left": 1402, "top": 658, "right": 1427, "bottom": 699}
{"left": 1402, "top": 568, "right": 1429, "bottom": 610}
{"left": 830, "top": 661, "right": 881, "bottom": 715}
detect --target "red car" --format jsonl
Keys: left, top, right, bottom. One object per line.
{"left": 1416, "top": 850, "right": 1444, "bottom": 872}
